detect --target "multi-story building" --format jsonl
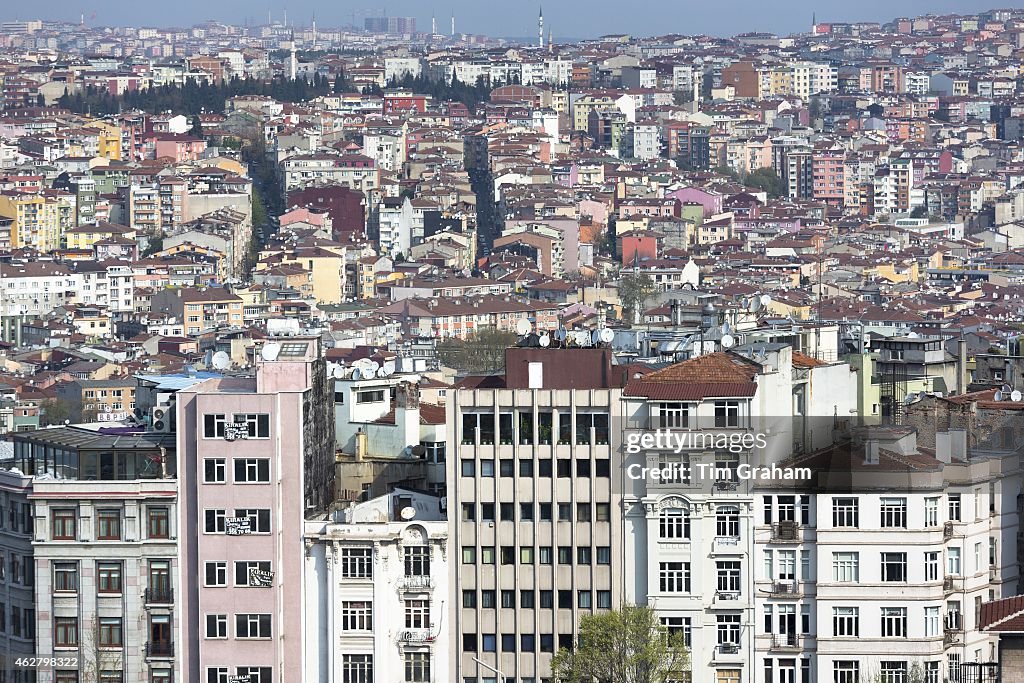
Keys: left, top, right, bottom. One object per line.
{"left": 0, "top": 190, "right": 62, "bottom": 252}
{"left": 304, "top": 488, "right": 449, "bottom": 683}
{"left": 448, "top": 346, "right": 625, "bottom": 682}
{"left": 9, "top": 426, "right": 179, "bottom": 683}
{"left": 0, "top": 466, "right": 36, "bottom": 680}
{"left": 176, "top": 335, "right": 335, "bottom": 683}
{"left": 149, "top": 287, "right": 245, "bottom": 336}
{"left": 281, "top": 153, "right": 379, "bottom": 194}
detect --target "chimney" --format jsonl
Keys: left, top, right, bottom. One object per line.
{"left": 355, "top": 429, "right": 368, "bottom": 461}
{"left": 949, "top": 428, "right": 968, "bottom": 461}
{"left": 935, "top": 431, "right": 951, "bottom": 464}
{"left": 396, "top": 382, "right": 421, "bottom": 451}
{"left": 956, "top": 338, "right": 968, "bottom": 394}
{"left": 864, "top": 439, "right": 879, "bottom": 465}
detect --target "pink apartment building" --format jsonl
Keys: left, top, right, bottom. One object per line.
{"left": 176, "top": 336, "right": 335, "bottom": 683}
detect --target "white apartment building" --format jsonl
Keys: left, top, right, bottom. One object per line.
{"left": 448, "top": 347, "right": 624, "bottom": 683}
{"left": 303, "top": 488, "right": 449, "bottom": 683}
{"left": 281, "top": 153, "right": 379, "bottom": 194}
{"left": 621, "top": 347, "right": 858, "bottom": 683}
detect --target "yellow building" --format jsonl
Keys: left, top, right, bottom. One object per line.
{"left": 0, "top": 192, "right": 62, "bottom": 252}
{"left": 84, "top": 120, "right": 124, "bottom": 161}
{"left": 571, "top": 94, "right": 619, "bottom": 131}
{"left": 64, "top": 222, "right": 137, "bottom": 251}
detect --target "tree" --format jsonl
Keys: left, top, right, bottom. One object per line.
{"left": 436, "top": 327, "right": 519, "bottom": 373}
{"left": 910, "top": 205, "right": 929, "bottom": 218}
{"left": 745, "top": 167, "right": 785, "bottom": 198}
{"left": 551, "top": 604, "right": 690, "bottom": 683}
{"left": 39, "top": 399, "right": 71, "bottom": 426}
{"left": 618, "top": 273, "right": 655, "bottom": 324}
{"left": 189, "top": 114, "right": 204, "bottom": 139}
{"left": 713, "top": 165, "right": 739, "bottom": 181}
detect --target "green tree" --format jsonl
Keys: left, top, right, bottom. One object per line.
{"left": 551, "top": 604, "right": 690, "bottom": 683}
{"left": 39, "top": 398, "right": 72, "bottom": 426}
{"left": 910, "top": 205, "right": 929, "bottom": 218}
{"left": 189, "top": 114, "right": 204, "bottom": 138}
{"left": 436, "top": 327, "right": 519, "bottom": 373}
{"left": 618, "top": 273, "right": 655, "bottom": 323}
{"left": 745, "top": 167, "right": 785, "bottom": 198}
{"left": 713, "top": 165, "right": 739, "bottom": 181}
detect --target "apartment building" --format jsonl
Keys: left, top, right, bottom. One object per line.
{"left": 10, "top": 426, "right": 178, "bottom": 683}
{"left": 176, "top": 335, "right": 335, "bottom": 683}
{"left": 281, "top": 153, "right": 379, "bottom": 194}
{"left": 149, "top": 287, "right": 244, "bottom": 336}
{"left": 0, "top": 190, "right": 63, "bottom": 252}
{"left": 621, "top": 348, "right": 857, "bottom": 683}
{"left": 303, "top": 488, "right": 449, "bottom": 683}
{"left": 0, "top": 466, "right": 36, "bottom": 682}
{"left": 448, "top": 346, "right": 625, "bottom": 683}
{"left": 756, "top": 427, "right": 1019, "bottom": 683}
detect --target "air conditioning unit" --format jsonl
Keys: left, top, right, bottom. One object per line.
{"left": 151, "top": 405, "right": 173, "bottom": 433}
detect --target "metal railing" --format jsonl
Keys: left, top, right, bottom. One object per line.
{"left": 144, "top": 587, "right": 173, "bottom": 605}
{"left": 771, "top": 521, "right": 800, "bottom": 542}
{"left": 145, "top": 641, "right": 174, "bottom": 657}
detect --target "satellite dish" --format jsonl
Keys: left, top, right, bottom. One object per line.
{"left": 332, "top": 365, "right": 347, "bottom": 379}
{"left": 907, "top": 332, "right": 919, "bottom": 339}
{"left": 750, "top": 297, "right": 764, "bottom": 313}
{"left": 740, "top": 297, "right": 750, "bottom": 310}
{"left": 261, "top": 342, "right": 281, "bottom": 361}
{"left": 599, "top": 328, "right": 614, "bottom": 343}
{"left": 376, "top": 367, "right": 388, "bottom": 377}
{"left": 383, "top": 361, "right": 396, "bottom": 374}
{"left": 721, "top": 334, "right": 735, "bottom": 349}
{"left": 367, "top": 360, "right": 380, "bottom": 373}
{"left": 721, "top": 321, "right": 732, "bottom": 335}
{"left": 539, "top": 334, "right": 550, "bottom": 348}
{"left": 351, "top": 368, "right": 362, "bottom": 381}
{"left": 575, "top": 331, "right": 591, "bottom": 347}
{"left": 1013, "top": 390, "right": 1022, "bottom": 402}
{"left": 399, "top": 506, "right": 416, "bottom": 520}
{"left": 904, "top": 392, "right": 918, "bottom": 405}
{"left": 212, "top": 351, "right": 230, "bottom": 370}
{"left": 994, "top": 390, "right": 1004, "bottom": 402}
{"left": 516, "top": 319, "right": 531, "bottom": 336}
{"left": 591, "top": 329, "right": 602, "bottom": 345}
{"left": 760, "top": 294, "right": 772, "bottom": 307}
{"left": 1003, "top": 384, "right": 1012, "bottom": 394}
{"left": 555, "top": 326, "right": 567, "bottom": 342}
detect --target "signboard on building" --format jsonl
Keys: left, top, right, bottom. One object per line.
{"left": 248, "top": 568, "right": 274, "bottom": 587}
{"left": 225, "top": 517, "right": 251, "bottom": 535}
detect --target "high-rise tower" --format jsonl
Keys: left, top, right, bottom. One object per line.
{"left": 539, "top": 6, "right": 544, "bottom": 49}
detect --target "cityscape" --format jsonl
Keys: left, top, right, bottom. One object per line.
{"left": 0, "top": 5, "right": 1024, "bottom": 683}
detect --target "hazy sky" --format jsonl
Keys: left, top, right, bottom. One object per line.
{"left": 7, "top": 1, "right": 1005, "bottom": 38}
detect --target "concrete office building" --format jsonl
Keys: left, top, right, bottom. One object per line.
{"left": 176, "top": 335, "right": 335, "bottom": 683}
{"left": 448, "top": 346, "right": 626, "bottom": 683}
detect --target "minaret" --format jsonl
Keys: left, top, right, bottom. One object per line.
{"left": 288, "top": 30, "right": 297, "bottom": 80}
{"left": 451, "top": 13, "right": 455, "bottom": 37}
{"left": 539, "top": 7, "right": 544, "bottom": 49}
{"left": 312, "top": 12, "right": 317, "bottom": 50}
{"left": 432, "top": 14, "right": 437, "bottom": 36}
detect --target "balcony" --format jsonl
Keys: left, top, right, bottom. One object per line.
{"left": 714, "top": 643, "right": 742, "bottom": 661}
{"left": 770, "top": 633, "right": 801, "bottom": 651}
{"left": 771, "top": 580, "right": 801, "bottom": 596}
{"left": 714, "top": 590, "right": 741, "bottom": 603}
{"left": 770, "top": 521, "right": 800, "bottom": 543}
{"left": 944, "top": 522, "right": 955, "bottom": 539}
{"left": 145, "top": 641, "right": 174, "bottom": 658}
{"left": 144, "top": 587, "right": 174, "bottom": 605}
{"left": 713, "top": 536, "right": 741, "bottom": 553}
{"left": 397, "top": 629, "right": 435, "bottom": 644}
{"left": 714, "top": 479, "right": 739, "bottom": 492}
{"left": 943, "top": 629, "right": 962, "bottom": 648}
{"left": 943, "top": 576, "right": 962, "bottom": 594}
{"left": 397, "top": 575, "right": 434, "bottom": 591}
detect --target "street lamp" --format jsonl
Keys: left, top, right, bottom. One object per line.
{"left": 472, "top": 656, "right": 507, "bottom": 683}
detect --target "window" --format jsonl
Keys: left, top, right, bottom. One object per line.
{"left": 480, "top": 460, "right": 495, "bottom": 477}
{"left": 56, "top": 673, "right": 80, "bottom": 683}
{"left": 234, "top": 561, "right": 272, "bottom": 587}
{"left": 879, "top": 662, "right": 907, "bottom": 683}
{"left": 925, "top": 551, "right": 939, "bottom": 581}
{"left": 577, "top": 503, "right": 592, "bottom": 522}
{"left": 205, "top": 614, "right": 227, "bottom": 638}
{"left": 232, "top": 413, "right": 270, "bottom": 438}
{"left": 597, "top": 590, "right": 611, "bottom": 608}
{"left": 204, "top": 562, "right": 227, "bottom": 587}
{"left": 521, "top": 590, "right": 535, "bottom": 608}
{"left": 463, "top": 590, "right": 477, "bottom": 608}
{"left": 717, "top": 506, "right": 741, "bottom": 537}
{"left": 97, "top": 562, "right": 122, "bottom": 593}
{"left": 204, "top": 413, "right": 227, "bottom": 437}
{"left": 832, "top": 552, "right": 859, "bottom": 582}
{"left": 833, "top": 607, "right": 859, "bottom": 637}
{"left": 405, "top": 653, "right": 430, "bottom": 682}
{"left": 717, "top": 561, "right": 741, "bottom": 593}
{"left": 236, "top": 668, "right": 272, "bottom": 683}
{"left": 714, "top": 400, "right": 740, "bottom": 427}
{"left": 462, "top": 547, "right": 476, "bottom": 563}
{"left": 462, "top": 413, "right": 494, "bottom": 445}
{"left": 834, "top": 662, "right": 859, "bottom": 683}
{"left": 52, "top": 509, "right": 76, "bottom": 540}
{"left": 925, "top": 497, "right": 939, "bottom": 527}
{"left": 341, "top": 602, "right": 373, "bottom": 630}
{"left": 234, "top": 458, "right": 270, "bottom": 483}
{"left": 717, "top": 614, "right": 741, "bottom": 645}
{"left": 519, "top": 459, "right": 534, "bottom": 477}
{"left": 658, "top": 402, "right": 690, "bottom": 428}
{"left": 948, "top": 493, "right": 961, "bottom": 521}
{"left": 499, "top": 459, "right": 515, "bottom": 476}
{"left": 340, "top": 548, "right": 373, "bottom": 578}
{"left": 203, "top": 458, "right": 226, "bottom": 483}
{"left": 521, "top": 547, "right": 534, "bottom": 564}
{"left": 500, "top": 546, "right": 514, "bottom": 565}
{"left": 236, "top": 613, "right": 272, "bottom": 639}
{"left": 341, "top": 654, "right": 373, "bottom": 683}
{"left": 461, "top": 460, "right": 476, "bottom": 477}
{"left": 947, "top": 548, "right": 961, "bottom": 575}
{"left": 578, "top": 590, "right": 592, "bottom": 608}
{"left": 234, "top": 508, "right": 271, "bottom": 534}
{"left": 481, "top": 591, "right": 496, "bottom": 608}
{"left": 558, "top": 546, "right": 572, "bottom": 564}
{"left": 539, "top": 547, "right": 552, "bottom": 564}
{"left": 832, "top": 497, "right": 858, "bottom": 527}
{"left": 659, "top": 562, "right": 691, "bottom": 593}
{"left": 925, "top": 606, "right": 940, "bottom": 637}
{"left": 207, "top": 669, "right": 229, "bottom": 683}
{"left": 98, "top": 618, "right": 122, "bottom": 648}
{"left": 357, "top": 390, "right": 385, "bottom": 404}
{"left": 881, "top": 607, "right": 907, "bottom": 638}
{"left": 659, "top": 507, "right": 690, "bottom": 539}
{"left": 661, "top": 616, "right": 692, "bottom": 648}
{"left": 53, "top": 562, "right": 78, "bottom": 593}
{"left": 881, "top": 553, "right": 907, "bottom": 582}
{"left": 205, "top": 509, "right": 226, "bottom": 533}
{"left": 597, "top": 546, "right": 611, "bottom": 564}
{"left": 481, "top": 547, "right": 495, "bottom": 564}
{"left": 880, "top": 498, "right": 907, "bottom": 528}
{"left": 405, "top": 546, "right": 430, "bottom": 576}
{"left": 148, "top": 507, "right": 170, "bottom": 539}
{"left": 558, "top": 411, "right": 572, "bottom": 444}
{"left": 55, "top": 617, "right": 78, "bottom": 647}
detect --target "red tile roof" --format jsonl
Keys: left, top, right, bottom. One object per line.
{"left": 981, "top": 596, "right": 1024, "bottom": 632}
{"left": 624, "top": 352, "right": 759, "bottom": 400}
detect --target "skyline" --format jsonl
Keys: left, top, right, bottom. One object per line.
{"left": 2, "top": 1, "right": 1008, "bottom": 40}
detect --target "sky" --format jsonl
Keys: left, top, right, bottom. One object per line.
{"left": 8, "top": 1, "right": 1007, "bottom": 39}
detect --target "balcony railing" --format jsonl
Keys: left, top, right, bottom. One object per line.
{"left": 770, "top": 521, "right": 800, "bottom": 542}
{"left": 944, "top": 522, "right": 955, "bottom": 539}
{"left": 145, "top": 641, "right": 174, "bottom": 657}
{"left": 943, "top": 576, "right": 962, "bottom": 593}
{"left": 715, "top": 590, "right": 741, "bottom": 601}
{"left": 772, "top": 579, "right": 801, "bottom": 596}
{"left": 397, "top": 575, "right": 434, "bottom": 591}
{"left": 144, "top": 587, "right": 173, "bottom": 605}
{"left": 397, "top": 629, "right": 435, "bottom": 643}
{"left": 716, "top": 643, "right": 741, "bottom": 656}
{"left": 770, "top": 633, "right": 800, "bottom": 650}
{"left": 943, "top": 630, "right": 962, "bottom": 648}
